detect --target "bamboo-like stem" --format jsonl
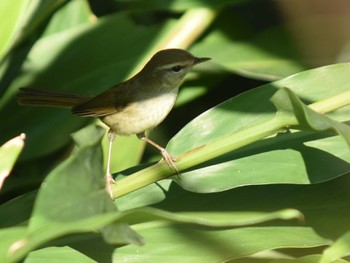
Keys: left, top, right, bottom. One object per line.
{"left": 156, "top": 7, "right": 218, "bottom": 50}
{"left": 111, "top": 88, "right": 350, "bottom": 199}
{"left": 309, "top": 89, "right": 350, "bottom": 114}
{"left": 112, "top": 117, "right": 288, "bottom": 198}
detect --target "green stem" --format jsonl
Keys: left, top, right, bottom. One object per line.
{"left": 112, "top": 116, "right": 289, "bottom": 198}
{"left": 155, "top": 7, "right": 218, "bottom": 50}
{"left": 112, "top": 88, "right": 350, "bottom": 199}
{"left": 309, "top": 89, "right": 350, "bottom": 114}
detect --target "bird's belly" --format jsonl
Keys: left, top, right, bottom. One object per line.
{"left": 101, "top": 91, "right": 177, "bottom": 135}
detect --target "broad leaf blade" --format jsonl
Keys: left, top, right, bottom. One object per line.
{"left": 115, "top": 226, "right": 329, "bottom": 263}
{"left": 1, "top": 12, "right": 163, "bottom": 160}
{"left": 3, "top": 125, "right": 142, "bottom": 262}
{"left": 25, "top": 246, "right": 96, "bottom": 263}
{"left": 166, "top": 63, "right": 350, "bottom": 193}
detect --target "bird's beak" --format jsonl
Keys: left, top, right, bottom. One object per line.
{"left": 194, "top": 57, "right": 211, "bottom": 65}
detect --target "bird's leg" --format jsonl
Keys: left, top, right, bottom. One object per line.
{"left": 137, "top": 132, "right": 179, "bottom": 173}
{"left": 106, "top": 130, "right": 116, "bottom": 198}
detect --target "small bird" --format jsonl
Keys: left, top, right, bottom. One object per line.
{"left": 17, "top": 48, "right": 210, "bottom": 197}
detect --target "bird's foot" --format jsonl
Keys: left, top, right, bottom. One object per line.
{"left": 105, "top": 172, "right": 115, "bottom": 199}
{"left": 160, "top": 148, "right": 180, "bottom": 175}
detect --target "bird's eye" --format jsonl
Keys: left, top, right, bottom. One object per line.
{"left": 171, "top": 65, "right": 183, "bottom": 72}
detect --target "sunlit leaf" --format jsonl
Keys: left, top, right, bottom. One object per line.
{"left": 165, "top": 63, "right": 350, "bottom": 193}
{"left": 320, "top": 231, "right": 350, "bottom": 263}
{"left": 25, "top": 246, "right": 96, "bottom": 263}
{"left": 0, "top": 134, "right": 25, "bottom": 189}
{"left": 115, "top": 226, "right": 329, "bottom": 263}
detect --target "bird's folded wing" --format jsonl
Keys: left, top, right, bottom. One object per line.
{"left": 72, "top": 85, "right": 130, "bottom": 117}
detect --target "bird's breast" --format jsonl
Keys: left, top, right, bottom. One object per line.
{"left": 101, "top": 89, "right": 178, "bottom": 135}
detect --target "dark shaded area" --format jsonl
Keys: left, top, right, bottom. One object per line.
{"left": 154, "top": 173, "right": 350, "bottom": 239}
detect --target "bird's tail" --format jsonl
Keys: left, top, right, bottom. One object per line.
{"left": 17, "top": 88, "right": 92, "bottom": 108}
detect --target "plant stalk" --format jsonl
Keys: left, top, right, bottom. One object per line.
{"left": 112, "top": 88, "right": 350, "bottom": 199}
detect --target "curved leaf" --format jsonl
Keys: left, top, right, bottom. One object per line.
{"left": 321, "top": 231, "right": 350, "bottom": 263}
{"left": 115, "top": 226, "right": 329, "bottom": 263}
{"left": 111, "top": 64, "right": 350, "bottom": 196}
{"left": 192, "top": 19, "right": 305, "bottom": 80}
{"left": 271, "top": 255, "right": 349, "bottom": 263}
{"left": 166, "top": 63, "right": 350, "bottom": 193}
{"left": 25, "top": 246, "right": 96, "bottom": 263}
{"left": 0, "top": 134, "right": 25, "bottom": 189}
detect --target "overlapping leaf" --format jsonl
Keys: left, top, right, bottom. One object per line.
{"left": 164, "top": 63, "right": 350, "bottom": 193}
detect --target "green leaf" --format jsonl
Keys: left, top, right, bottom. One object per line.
{"left": 120, "top": 207, "right": 302, "bottom": 227}
{"left": 111, "top": 63, "right": 350, "bottom": 197}
{"left": 42, "top": 0, "right": 91, "bottom": 37}
{"left": 28, "top": 125, "right": 141, "bottom": 244}
{"left": 0, "top": 134, "right": 25, "bottom": 189}
{"left": 270, "top": 88, "right": 350, "bottom": 148}
{"left": 271, "top": 255, "right": 349, "bottom": 263}
{"left": 28, "top": 125, "right": 108, "bottom": 231}
{"left": 1, "top": 12, "right": 163, "bottom": 160}
{"left": 320, "top": 231, "right": 350, "bottom": 263}
{"left": 165, "top": 63, "right": 350, "bottom": 193}
{"left": 115, "top": 226, "right": 329, "bottom": 263}
{"left": 113, "top": 0, "right": 247, "bottom": 11}
{"left": 169, "top": 63, "right": 350, "bottom": 155}
{"left": 0, "top": 227, "right": 27, "bottom": 263}
{"left": 0, "top": 191, "right": 36, "bottom": 228}
{"left": 1, "top": 125, "right": 142, "bottom": 263}
{"left": 0, "top": 0, "right": 71, "bottom": 62}
{"left": 25, "top": 246, "right": 97, "bottom": 263}
{"left": 192, "top": 16, "right": 305, "bottom": 80}
{"left": 0, "top": 0, "right": 29, "bottom": 59}
{"left": 114, "top": 172, "right": 350, "bottom": 262}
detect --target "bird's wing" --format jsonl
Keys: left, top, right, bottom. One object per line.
{"left": 72, "top": 83, "right": 132, "bottom": 117}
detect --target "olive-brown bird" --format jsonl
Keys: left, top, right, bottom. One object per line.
{"left": 17, "top": 48, "right": 210, "bottom": 197}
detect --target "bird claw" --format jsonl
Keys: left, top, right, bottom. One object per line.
{"left": 105, "top": 172, "right": 115, "bottom": 199}
{"left": 160, "top": 149, "right": 179, "bottom": 174}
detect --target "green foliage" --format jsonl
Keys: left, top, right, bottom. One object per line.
{"left": 0, "top": 134, "right": 25, "bottom": 189}
{"left": 1, "top": 0, "right": 350, "bottom": 262}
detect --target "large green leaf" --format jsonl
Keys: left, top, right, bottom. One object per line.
{"left": 115, "top": 226, "right": 329, "bottom": 263}
{"left": 167, "top": 63, "right": 350, "bottom": 192}
{"left": 271, "top": 255, "right": 349, "bottom": 263}
{"left": 0, "top": 125, "right": 141, "bottom": 263}
{"left": 4, "top": 171, "right": 349, "bottom": 262}
{"left": 25, "top": 246, "right": 97, "bottom": 263}
{"left": 0, "top": 0, "right": 29, "bottom": 59}
{"left": 169, "top": 63, "right": 350, "bottom": 153}
{"left": 191, "top": 12, "right": 305, "bottom": 80}
{"left": 0, "top": 0, "right": 75, "bottom": 101}
{"left": 112, "top": 172, "right": 350, "bottom": 262}
{"left": 26, "top": 125, "right": 141, "bottom": 245}
{"left": 1, "top": 124, "right": 305, "bottom": 262}
{"left": 0, "top": 0, "right": 66, "bottom": 61}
